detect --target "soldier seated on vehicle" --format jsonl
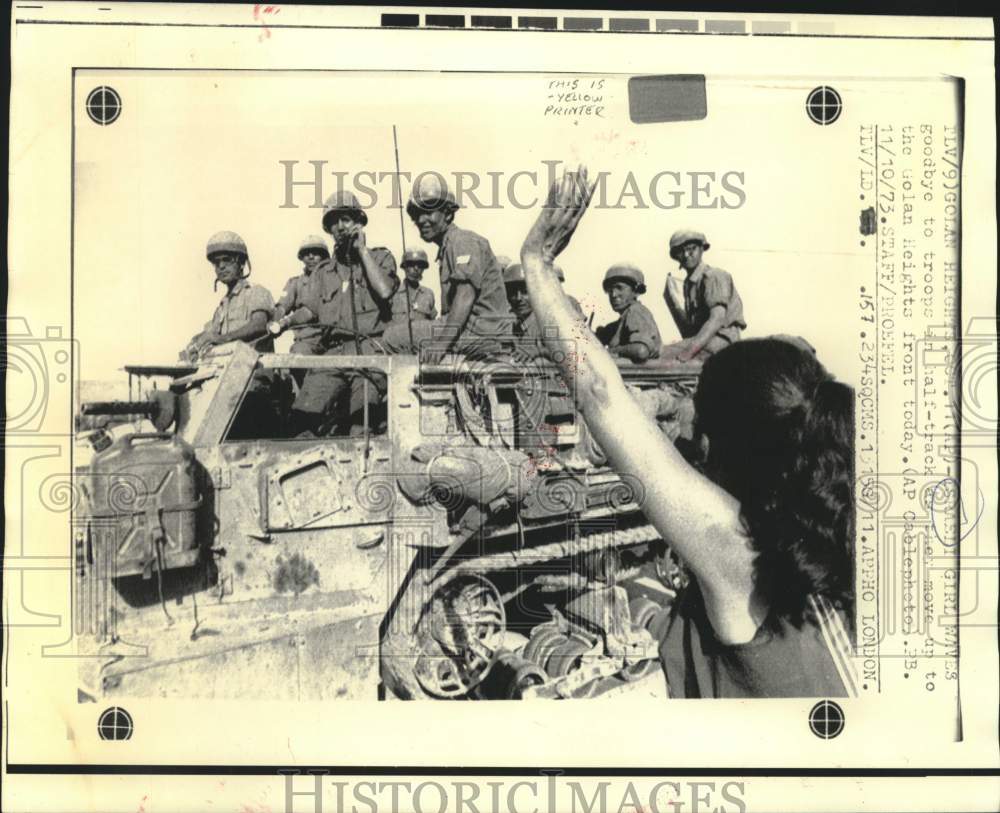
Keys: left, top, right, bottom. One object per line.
{"left": 594, "top": 264, "right": 661, "bottom": 364}
{"left": 660, "top": 230, "right": 746, "bottom": 363}
{"left": 388, "top": 248, "right": 437, "bottom": 342}
{"left": 382, "top": 175, "right": 512, "bottom": 363}
{"left": 181, "top": 231, "right": 275, "bottom": 362}
{"left": 270, "top": 191, "right": 397, "bottom": 438}
{"left": 181, "top": 231, "right": 280, "bottom": 439}
{"left": 503, "top": 263, "right": 546, "bottom": 363}
{"left": 272, "top": 234, "right": 331, "bottom": 357}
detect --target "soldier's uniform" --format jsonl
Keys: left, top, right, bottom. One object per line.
{"left": 291, "top": 246, "right": 397, "bottom": 431}
{"left": 203, "top": 278, "right": 276, "bottom": 353}
{"left": 276, "top": 274, "right": 324, "bottom": 354}
{"left": 383, "top": 179, "right": 511, "bottom": 358}
{"left": 503, "top": 263, "right": 547, "bottom": 361}
{"left": 595, "top": 265, "right": 661, "bottom": 362}
{"left": 595, "top": 300, "right": 662, "bottom": 360}
{"left": 674, "top": 262, "right": 745, "bottom": 352}
{"left": 189, "top": 231, "right": 277, "bottom": 440}
{"left": 662, "top": 230, "right": 746, "bottom": 361}
{"left": 390, "top": 282, "right": 437, "bottom": 326}
{"left": 275, "top": 235, "right": 329, "bottom": 355}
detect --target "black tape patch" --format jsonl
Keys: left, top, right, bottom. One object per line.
{"left": 627, "top": 75, "right": 708, "bottom": 124}
{"left": 381, "top": 13, "right": 419, "bottom": 27}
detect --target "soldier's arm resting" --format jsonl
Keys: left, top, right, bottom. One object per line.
{"left": 282, "top": 306, "right": 317, "bottom": 328}
{"left": 682, "top": 304, "right": 727, "bottom": 359}
{"left": 609, "top": 342, "right": 651, "bottom": 363}
{"left": 208, "top": 310, "right": 270, "bottom": 345}
{"left": 520, "top": 167, "right": 756, "bottom": 641}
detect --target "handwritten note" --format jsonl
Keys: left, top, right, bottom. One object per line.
{"left": 544, "top": 78, "right": 607, "bottom": 122}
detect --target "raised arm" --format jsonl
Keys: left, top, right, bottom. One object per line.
{"left": 520, "top": 167, "right": 759, "bottom": 641}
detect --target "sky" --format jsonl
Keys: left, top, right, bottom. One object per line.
{"left": 74, "top": 70, "right": 959, "bottom": 385}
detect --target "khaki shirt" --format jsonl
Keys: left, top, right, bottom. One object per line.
{"left": 204, "top": 278, "right": 275, "bottom": 352}
{"left": 680, "top": 262, "right": 746, "bottom": 344}
{"left": 302, "top": 247, "right": 397, "bottom": 339}
{"left": 437, "top": 224, "right": 511, "bottom": 337}
{"left": 276, "top": 271, "right": 323, "bottom": 341}
{"left": 390, "top": 282, "right": 437, "bottom": 324}
{"left": 596, "top": 300, "right": 661, "bottom": 358}
{"left": 511, "top": 312, "right": 549, "bottom": 360}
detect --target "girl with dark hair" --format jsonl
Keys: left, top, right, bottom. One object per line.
{"left": 520, "top": 168, "right": 857, "bottom": 698}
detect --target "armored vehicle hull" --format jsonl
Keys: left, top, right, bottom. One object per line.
{"left": 75, "top": 342, "right": 699, "bottom": 700}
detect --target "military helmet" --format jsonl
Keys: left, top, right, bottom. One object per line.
{"left": 206, "top": 231, "right": 248, "bottom": 261}
{"left": 407, "top": 174, "right": 459, "bottom": 215}
{"left": 668, "top": 229, "right": 710, "bottom": 259}
{"left": 603, "top": 263, "right": 646, "bottom": 294}
{"left": 297, "top": 234, "right": 330, "bottom": 260}
{"left": 503, "top": 263, "right": 526, "bottom": 285}
{"left": 401, "top": 248, "right": 429, "bottom": 268}
{"left": 322, "top": 190, "right": 368, "bottom": 232}
{"left": 495, "top": 254, "right": 513, "bottom": 273}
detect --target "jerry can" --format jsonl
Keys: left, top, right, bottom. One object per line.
{"left": 86, "top": 432, "right": 201, "bottom": 578}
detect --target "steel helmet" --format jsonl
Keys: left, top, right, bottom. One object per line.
{"left": 401, "top": 248, "right": 430, "bottom": 268}
{"left": 503, "top": 263, "right": 526, "bottom": 285}
{"left": 668, "top": 229, "right": 710, "bottom": 259}
{"left": 407, "top": 173, "right": 459, "bottom": 215}
{"left": 603, "top": 263, "right": 646, "bottom": 294}
{"left": 494, "top": 254, "right": 512, "bottom": 273}
{"left": 322, "top": 190, "right": 369, "bottom": 232}
{"left": 206, "top": 231, "right": 248, "bottom": 260}
{"left": 297, "top": 234, "right": 330, "bottom": 260}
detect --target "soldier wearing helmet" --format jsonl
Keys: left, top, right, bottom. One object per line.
{"left": 503, "top": 263, "right": 546, "bottom": 362}
{"left": 594, "top": 264, "right": 661, "bottom": 364}
{"left": 282, "top": 190, "right": 398, "bottom": 437}
{"left": 389, "top": 248, "right": 437, "bottom": 337}
{"left": 382, "top": 174, "right": 511, "bottom": 362}
{"left": 661, "top": 229, "right": 746, "bottom": 362}
{"left": 270, "top": 235, "right": 330, "bottom": 355}
{"left": 181, "top": 231, "right": 275, "bottom": 362}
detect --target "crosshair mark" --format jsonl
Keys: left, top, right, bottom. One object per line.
{"left": 97, "top": 706, "right": 133, "bottom": 740}
{"left": 808, "top": 699, "right": 845, "bottom": 739}
{"left": 806, "top": 86, "right": 842, "bottom": 125}
{"left": 86, "top": 86, "right": 122, "bottom": 126}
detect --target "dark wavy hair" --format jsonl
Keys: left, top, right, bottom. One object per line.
{"left": 693, "top": 338, "right": 855, "bottom": 629}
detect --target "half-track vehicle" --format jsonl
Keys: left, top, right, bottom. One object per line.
{"left": 74, "top": 341, "right": 700, "bottom": 700}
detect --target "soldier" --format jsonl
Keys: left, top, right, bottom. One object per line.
{"left": 388, "top": 247, "right": 437, "bottom": 343}
{"left": 181, "top": 231, "right": 274, "bottom": 362}
{"left": 503, "top": 263, "right": 546, "bottom": 362}
{"left": 280, "top": 190, "right": 398, "bottom": 437}
{"left": 271, "top": 235, "right": 330, "bottom": 356}
{"left": 595, "top": 264, "right": 661, "bottom": 364}
{"left": 661, "top": 230, "right": 746, "bottom": 362}
{"left": 382, "top": 175, "right": 511, "bottom": 363}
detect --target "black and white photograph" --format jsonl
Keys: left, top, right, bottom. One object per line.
{"left": 3, "top": 4, "right": 997, "bottom": 812}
